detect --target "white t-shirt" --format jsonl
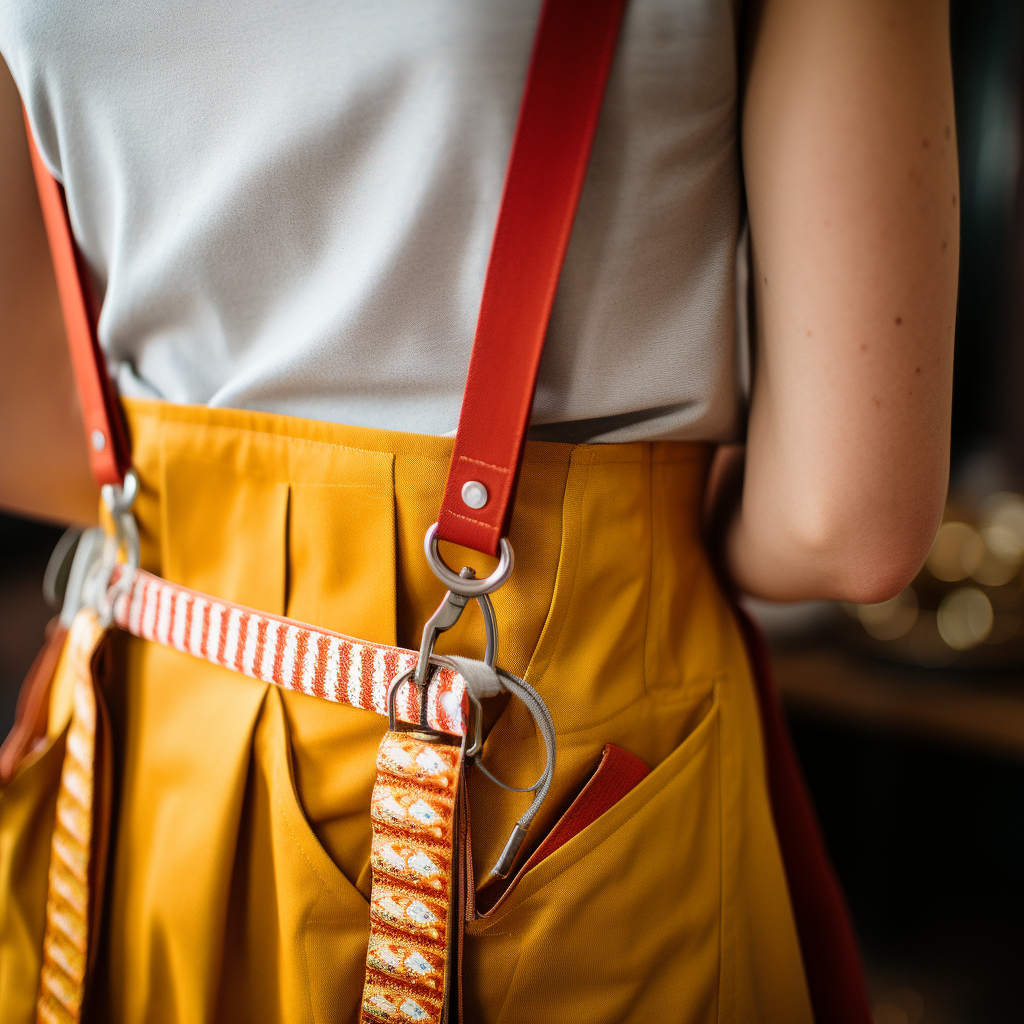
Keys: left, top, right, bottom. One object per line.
{"left": 2, "top": 0, "right": 747, "bottom": 443}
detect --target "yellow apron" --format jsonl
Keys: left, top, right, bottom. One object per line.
{"left": 1, "top": 396, "right": 813, "bottom": 1023}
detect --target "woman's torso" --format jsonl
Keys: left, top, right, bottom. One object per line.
{"left": 1, "top": 0, "right": 746, "bottom": 444}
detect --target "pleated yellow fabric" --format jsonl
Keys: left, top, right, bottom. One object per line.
{"left": 1, "top": 397, "right": 813, "bottom": 1023}
{"left": 1, "top": 648, "right": 74, "bottom": 1024}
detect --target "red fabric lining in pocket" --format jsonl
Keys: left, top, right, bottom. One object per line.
{"left": 474, "top": 743, "right": 649, "bottom": 917}
{"left": 525, "top": 743, "right": 650, "bottom": 869}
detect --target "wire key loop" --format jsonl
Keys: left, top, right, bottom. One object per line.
{"left": 448, "top": 658, "right": 556, "bottom": 880}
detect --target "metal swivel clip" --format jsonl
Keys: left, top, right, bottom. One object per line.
{"left": 388, "top": 523, "right": 513, "bottom": 755}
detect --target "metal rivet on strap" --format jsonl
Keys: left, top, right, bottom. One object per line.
{"left": 461, "top": 480, "right": 488, "bottom": 510}
{"left": 90, "top": 429, "right": 107, "bottom": 452}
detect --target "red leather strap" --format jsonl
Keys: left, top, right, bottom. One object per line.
{"left": 24, "top": 109, "right": 131, "bottom": 487}
{"left": 437, "top": 0, "right": 628, "bottom": 556}
{"left": 23, "top": 0, "right": 625, "bottom": 516}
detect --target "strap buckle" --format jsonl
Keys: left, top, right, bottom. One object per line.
{"left": 386, "top": 659, "right": 482, "bottom": 757}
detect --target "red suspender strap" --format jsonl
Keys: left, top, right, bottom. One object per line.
{"left": 23, "top": 111, "right": 131, "bottom": 488}
{"left": 22, "top": 0, "right": 626, "bottom": 530}
{"left": 437, "top": 0, "right": 628, "bottom": 556}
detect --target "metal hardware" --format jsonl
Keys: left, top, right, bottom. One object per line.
{"left": 414, "top": 582, "right": 468, "bottom": 689}
{"left": 463, "top": 687, "right": 485, "bottom": 757}
{"left": 43, "top": 527, "right": 84, "bottom": 610}
{"left": 424, "top": 522, "right": 514, "bottom": 597}
{"left": 89, "top": 468, "right": 141, "bottom": 626}
{"left": 477, "top": 590, "right": 498, "bottom": 668}
{"left": 389, "top": 559, "right": 498, "bottom": 753}
{"left": 101, "top": 468, "right": 139, "bottom": 518}
{"left": 387, "top": 665, "right": 421, "bottom": 733}
{"left": 461, "top": 480, "right": 489, "bottom": 509}
{"left": 91, "top": 429, "right": 107, "bottom": 452}
{"left": 386, "top": 660, "right": 482, "bottom": 755}
{"left": 59, "top": 527, "right": 107, "bottom": 627}
{"left": 414, "top": 525, "right": 531, "bottom": 873}
{"left": 413, "top": 567, "right": 498, "bottom": 688}
{"left": 492, "top": 824, "right": 530, "bottom": 879}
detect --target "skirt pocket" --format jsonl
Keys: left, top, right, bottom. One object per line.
{"left": 465, "top": 687, "right": 722, "bottom": 1024}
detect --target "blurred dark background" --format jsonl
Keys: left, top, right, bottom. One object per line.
{"left": 2, "top": 3, "right": 1024, "bottom": 1022}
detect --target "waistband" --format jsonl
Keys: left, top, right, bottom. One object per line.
{"left": 121, "top": 397, "right": 716, "bottom": 730}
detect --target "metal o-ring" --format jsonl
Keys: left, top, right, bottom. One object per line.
{"left": 424, "top": 522, "right": 514, "bottom": 597}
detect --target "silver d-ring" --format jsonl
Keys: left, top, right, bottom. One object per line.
{"left": 424, "top": 522, "right": 514, "bottom": 597}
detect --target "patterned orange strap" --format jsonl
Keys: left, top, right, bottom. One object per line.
{"left": 36, "top": 609, "right": 111, "bottom": 1024}
{"left": 363, "top": 733, "right": 464, "bottom": 1023}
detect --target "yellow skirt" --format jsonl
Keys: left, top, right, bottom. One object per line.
{"left": 1, "top": 398, "right": 813, "bottom": 1023}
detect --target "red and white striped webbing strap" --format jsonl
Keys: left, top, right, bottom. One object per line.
{"left": 110, "top": 568, "right": 467, "bottom": 738}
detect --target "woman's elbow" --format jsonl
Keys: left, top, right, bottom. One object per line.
{"left": 792, "top": 489, "right": 946, "bottom": 604}
{"left": 827, "top": 535, "right": 936, "bottom": 605}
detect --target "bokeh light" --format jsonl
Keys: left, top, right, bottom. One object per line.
{"left": 936, "top": 587, "right": 994, "bottom": 650}
{"left": 925, "top": 522, "right": 985, "bottom": 582}
{"left": 851, "top": 588, "right": 919, "bottom": 641}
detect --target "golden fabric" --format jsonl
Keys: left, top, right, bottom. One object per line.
{"left": 1, "top": 398, "right": 813, "bottom": 1023}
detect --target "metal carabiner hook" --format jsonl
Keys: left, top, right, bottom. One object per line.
{"left": 399, "top": 566, "right": 495, "bottom": 741}
{"left": 413, "top": 567, "right": 498, "bottom": 689}
{"left": 389, "top": 525, "right": 512, "bottom": 748}
{"left": 388, "top": 565, "right": 499, "bottom": 751}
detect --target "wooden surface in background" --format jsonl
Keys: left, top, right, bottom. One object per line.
{"left": 774, "top": 644, "right": 1024, "bottom": 758}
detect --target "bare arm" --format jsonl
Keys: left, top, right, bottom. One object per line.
{"left": 718, "top": 0, "right": 958, "bottom": 603}
{"left": 0, "top": 59, "right": 98, "bottom": 526}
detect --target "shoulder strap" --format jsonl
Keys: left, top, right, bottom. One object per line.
{"left": 436, "top": 0, "right": 627, "bottom": 556}
{"left": 24, "top": 114, "right": 131, "bottom": 487}
{"left": 24, "top": 0, "right": 627, "bottom": 549}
